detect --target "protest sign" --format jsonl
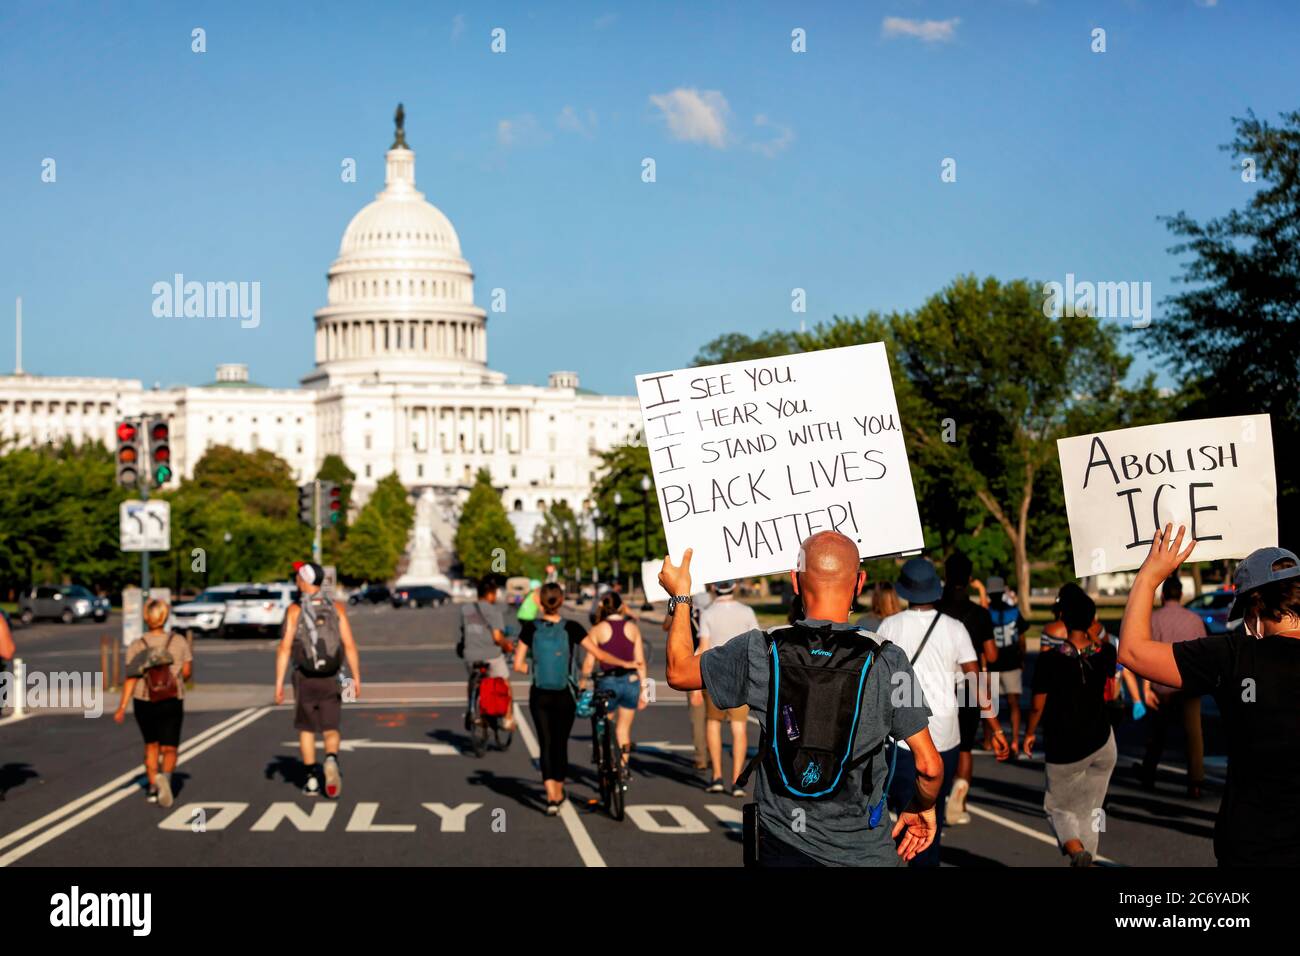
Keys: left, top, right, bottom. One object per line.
{"left": 1057, "top": 414, "right": 1276, "bottom": 578}
{"left": 641, "top": 559, "right": 670, "bottom": 604}
{"left": 635, "top": 343, "right": 924, "bottom": 585}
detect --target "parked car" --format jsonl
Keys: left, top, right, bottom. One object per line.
{"left": 170, "top": 584, "right": 249, "bottom": 638}
{"left": 220, "top": 583, "right": 298, "bottom": 637}
{"left": 18, "top": 585, "right": 110, "bottom": 624}
{"left": 1185, "top": 588, "right": 1239, "bottom": 635}
{"left": 347, "top": 585, "right": 391, "bottom": 606}
{"left": 391, "top": 585, "right": 451, "bottom": 608}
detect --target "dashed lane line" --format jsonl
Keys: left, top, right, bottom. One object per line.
{"left": 0, "top": 706, "right": 271, "bottom": 867}
{"left": 511, "top": 701, "right": 606, "bottom": 868}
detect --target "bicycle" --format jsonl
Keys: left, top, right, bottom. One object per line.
{"left": 465, "top": 660, "right": 514, "bottom": 758}
{"left": 587, "top": 684, "right": 628, "bottom": 821}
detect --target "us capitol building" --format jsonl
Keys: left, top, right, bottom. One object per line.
{"left": 0, "top": 111, "right": 643, "bottom": 553}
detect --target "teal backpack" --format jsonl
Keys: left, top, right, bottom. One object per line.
{"left": 530, "top": 619, "right": 575, "bottom": 692}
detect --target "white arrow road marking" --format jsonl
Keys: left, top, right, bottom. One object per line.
{"left": 279, "top": 738, "right": 457, "bottom": 756}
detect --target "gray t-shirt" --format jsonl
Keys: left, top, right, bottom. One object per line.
{"left": 700, "top": 619, "right": 931, "bottom": 867}
{"left": 460, "top": 601, "right": 505, "bottom": 662}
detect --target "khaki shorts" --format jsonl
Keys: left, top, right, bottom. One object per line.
{"left": 705, "top": 697, "right": 749, "bottom": 723}
{"left": 994, "top": 668, "right": 1023, "bottom": 696}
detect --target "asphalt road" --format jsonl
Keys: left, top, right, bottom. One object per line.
{"left": 0, "top": 602, "right": 1220, "bottom": 867}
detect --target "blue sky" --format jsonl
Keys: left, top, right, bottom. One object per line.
{"left": 0, "top": 0, "right": 1294, "bottom": 395}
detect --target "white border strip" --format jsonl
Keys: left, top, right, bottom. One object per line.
{"left": 511, "top": 701, "right": 606, "bottom": 868}
{"left": 0, "top": 706, "right": 270, "bottom": 866}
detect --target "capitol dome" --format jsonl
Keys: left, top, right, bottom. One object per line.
{"left": 303, "top": 108, "right": 495, "bottom": 388}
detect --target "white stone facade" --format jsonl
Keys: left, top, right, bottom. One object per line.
{"left": 0, "top": 128, "right": 642, "bottom": 550}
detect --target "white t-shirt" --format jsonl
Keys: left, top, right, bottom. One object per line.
{"left": 876, "top": 608, "right": 975, "bottom": 752}
{"left": 698, "top": 596, "right": 759, "bottom": 653}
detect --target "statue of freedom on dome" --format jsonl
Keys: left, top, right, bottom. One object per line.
{"left": 392, "top": 103, "right": 408, "bottom": 149}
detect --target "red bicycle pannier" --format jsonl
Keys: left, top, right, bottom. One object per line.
{"left": 478, "top": 677, "right": 512, "bottom": 717}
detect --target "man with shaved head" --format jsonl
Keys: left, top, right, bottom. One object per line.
{"left": 662, "top": 531, "right": 945, "bottom": 867}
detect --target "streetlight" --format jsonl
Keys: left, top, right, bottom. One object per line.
{"left": 591, "top": 505, "right": 602, "bottom": 597}
{"left": 612, "top": 491, "right": 622, "bottom": 589}
{"left": 639, "top": 474, "right": 654, "bottom": 609}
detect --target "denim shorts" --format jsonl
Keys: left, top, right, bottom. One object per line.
{"left": 596, "top": 672, "right": 641, "bottom": 710}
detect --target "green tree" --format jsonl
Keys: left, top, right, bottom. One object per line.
{"left": 591, "top": 444, "right": 665, "bottom": 587}
{"left": 454, "top": 468, "right": 521, "bottom": 581}
{"left": 337, "top": 473, "right": 414, "bottom": 584}
{"left": 692, "top": 276, "right": 1167, "bottom": 606}
{"left": 1149, "top": 109, "right": 1300, "bottom": 543}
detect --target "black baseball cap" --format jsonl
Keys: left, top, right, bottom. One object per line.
{"left": 1227, "top": 547, "right": 1300, "bottom": 624}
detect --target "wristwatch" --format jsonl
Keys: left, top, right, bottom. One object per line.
{"left": 667, "top": 594, "right": 693, "bottom": 614}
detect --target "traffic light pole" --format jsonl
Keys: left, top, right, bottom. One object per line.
{"left": 313, "top": 478, "right": 323, "bottom": 564}
{"left": 140, "top": 476, "right": 151, "bottom": 594}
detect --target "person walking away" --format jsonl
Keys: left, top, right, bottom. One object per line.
{"left": 274, "top": 562, "right": 361, "bottom": 798}
{"left": 1120, "top": 528, "right": 1300, "bottom": 865}
{"left": 1138, "top": 575, "right": 1207, "bottom": 796}
{"left": 937, "top": 554, "right": 999, "bottom": 826}
{"left": 1024, "top": 587, "right": 1116, "bottom": 866}
{"left": 879, "top": 557, "right": 1009, "bottom": 865}
{"left": 582, "top": 591, "right": 647, "bottom": 770}
{"left": 457, "top": 574, "right": 515, "bottom": 731}
{"left": 513, "top": 583, "right": 636, "bottom": 814}
{"left": 984, "top": 576, "right": 1026, "bottom": 756}
{"left": 697, "top": 580, "right": 760, "bottom": 796}
{"left": 662, "top": 532, "right": 946, "bottom": 867}
{"left": 855, "top": 582, "right": 901, "bottom": 631}
{"left": 114, "top": 599, "right": 192, "bottom": 807}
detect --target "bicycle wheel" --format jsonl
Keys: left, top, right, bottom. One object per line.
{"left": 470, "top": 711, "right": 489, "bottom": 758}
{"left": 494, "top": 724, "right": 513, "bottom": 751}
{"left": 609, "top": 762, "right": 626, "bottom": 822}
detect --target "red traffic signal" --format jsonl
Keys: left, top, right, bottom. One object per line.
{"left": 116, "top": 419, "right": 140, "bottom": 488}
{"left": 116, "top": 422, "right": 138, "bottom": 443}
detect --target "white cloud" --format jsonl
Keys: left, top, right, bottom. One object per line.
{"left": 750, "top": 114, "right": 795, "bottom": 158}
{"left": 648, "top": 88, "right": 730, "bottom": 149}
{"left": 496, "top": 114, "right": 548, "bottom": 148}
{"left": 557, "top": 105, "right": 598, "bottom": 136}
{"left": 881, "top": 16, "right": 960, "bottom": 43}
{"left": 451, "top": 13, "right": 466, "bottom": 42}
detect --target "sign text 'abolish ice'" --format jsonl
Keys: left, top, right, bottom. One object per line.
{"left": 1057, "top": 414, "right": 1276, "bottom": 578}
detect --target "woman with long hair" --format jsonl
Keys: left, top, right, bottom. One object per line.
{"left": 856, "top": 581, "right": 902, "bottom": 631}
{"left": 513, "top": 584, "right": 635, "bottom": 814}
{"left": 114, "top": 599, "right": 193, "bottom": 807}
{"left": 581, "top": 590, "right": 647, "bottom": 769}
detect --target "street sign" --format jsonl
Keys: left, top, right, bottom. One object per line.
{"left": 120, "top": 500, "right": 171, "bottom": 552}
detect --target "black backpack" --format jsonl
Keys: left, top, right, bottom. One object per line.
{"left": 737, "top": 622, "right": 898, "bottom": 826}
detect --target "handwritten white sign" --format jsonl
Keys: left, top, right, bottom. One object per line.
{"left": 636, "top": 343, "right": 924, "bottom": 585}
{"left": 1057, "top": 414, "right": 1277, "bottom": 578}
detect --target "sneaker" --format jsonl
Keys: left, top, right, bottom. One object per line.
{"left": 946, "top": 778, "right": 970, "bottom": 825}
{"left": 156, "top": 772, "right": 174, "bottom": 809}
{"left": 146, "top": 787, "right": 159, "bottom": 805}
{"left": 545, "top": 801, "right": 560, "bottom": 816}
{"left": 731, "top": 785, "right": 745, "bottom": 798}
{"left": 1069, "top": 850, "right": 1094, "bottom": 868}
{"left": 302, "top": 767, "right": 321, "bottom": 797}
{"left": 323, "top": 754, "right": 342, "bottom": 799}
{"left": 706, "top": 778, "right": 725, "bottom": 793}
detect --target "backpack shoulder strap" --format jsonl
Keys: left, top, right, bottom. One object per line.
{"left": 734, "top": 628, "right": 780, "bottom": 790}
{"left": 909, "top": 612, "right": 942, "bottom": 667}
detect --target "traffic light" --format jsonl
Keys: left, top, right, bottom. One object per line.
{"left": 298, "top": 484, "right": 314, "bottom": 526}
{"left": 320, "top": 481, "right": 342, "bottom": 526}
{"left": 115, "top": 420, "right": 139, "bottom": 488}
{"left": 148, "top": 419, "right": 172, "bottom": 486}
